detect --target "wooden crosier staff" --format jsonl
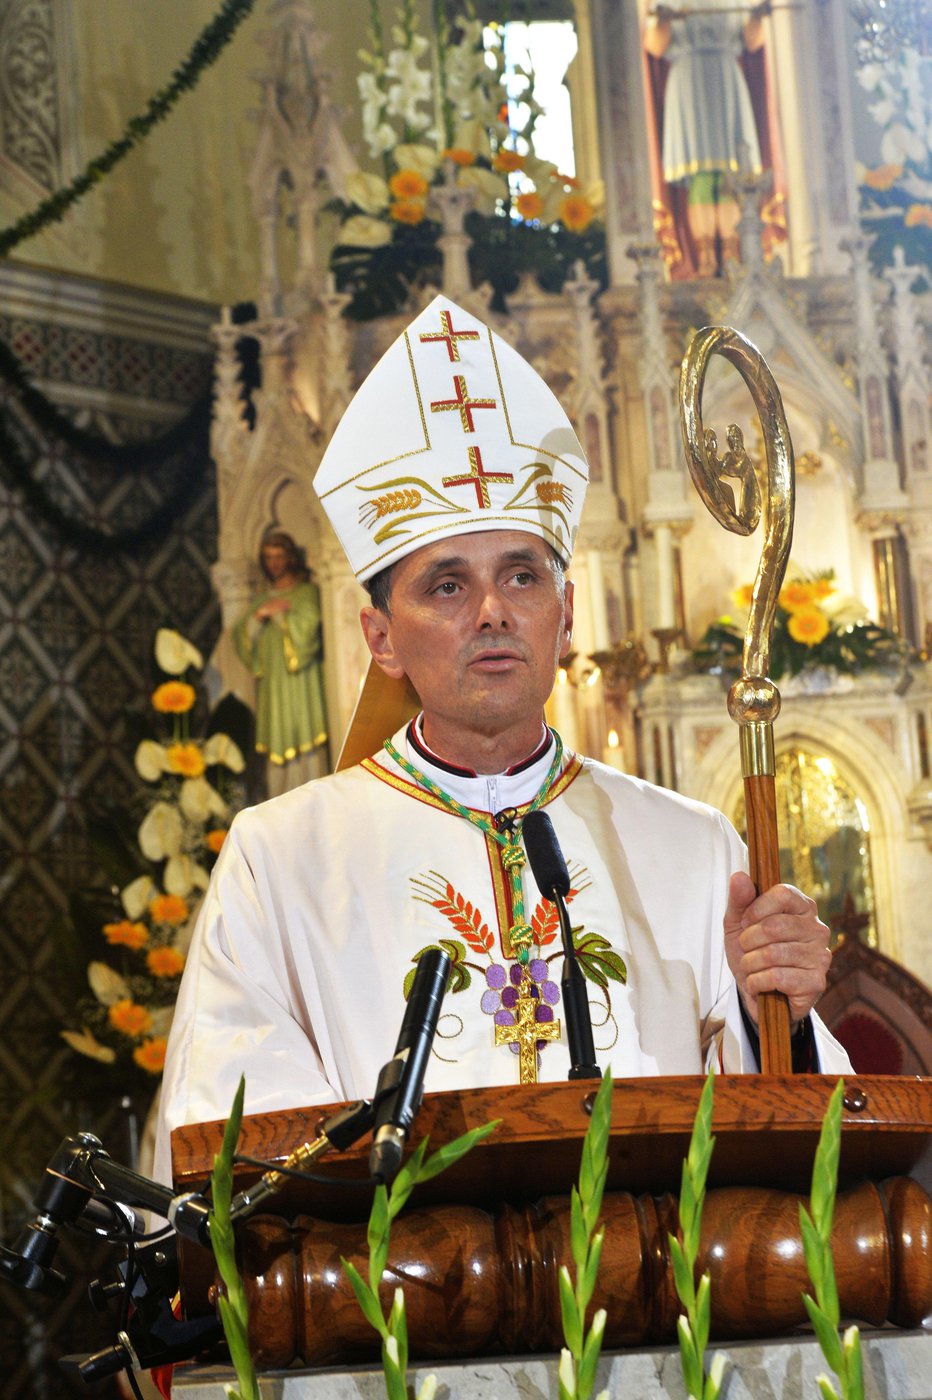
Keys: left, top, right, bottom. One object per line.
{"left": 679, "top": 325, "right": 795, "bottom": 1073}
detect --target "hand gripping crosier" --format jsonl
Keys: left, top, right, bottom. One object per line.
{"left": 679, "top": 326, "right": 796, "bottom": 1073}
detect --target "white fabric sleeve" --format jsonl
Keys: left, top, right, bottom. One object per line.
{"left": 152, "top": 822, "right": 338, "bottom": 1187}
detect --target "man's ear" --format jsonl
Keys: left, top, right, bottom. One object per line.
{"left": 559, "top": 578, "right": 575, "bottom": 659}
{"left": 360, "top": 606, "right": 407, "bottom": 680}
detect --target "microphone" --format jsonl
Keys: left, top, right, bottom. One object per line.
{"left": 368, "top": 947, "right": 451, "bottom": 1184}
{"left": 522, "top": 810, "right": 601, "bottom": 1081}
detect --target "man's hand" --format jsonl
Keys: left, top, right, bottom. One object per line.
{"left": 723, "top": 871, "right": 831, "bottom": 1027}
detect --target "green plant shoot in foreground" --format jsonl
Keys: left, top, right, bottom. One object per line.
{"left": 342, "top": 1120, "right": 500, "bottom": 1400}
{"left": 800, "top": 1078, "right": 865, "bottom": 1400}
{"left": 557, "top": 1068, "right": 613, "bottom": 1400}
{"left": 670, "top": 1069, "right": 726, "bottom": 1400}
{"left": 209, "top": 1074, "right": 260, "bottom": 1400}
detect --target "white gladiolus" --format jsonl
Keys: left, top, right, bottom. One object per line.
{"left": 61, "top": 1027, "right": 117, "bottom": 1063}
{"left": 135, "top": 740, "right": 169, "bottom": 782}
{"left": 138, "top": 801, "right": 184, "bottom": 861}
{"left": 121, "top": 875, "right": 156, "bottom": 919}
{"left": 164, "top": 854, "right": 211, "bottom": 899}
{"left": 340, "top": 215, "right": 393, "bottom": 248}
{"left": 385, "top": 1335, "right": 400, "bottom": 1367}
{"left": 202, "top": 732, "right": 246, "bottom": 773}
{"left": 416, "top": 1376, "right": 438, "bottom": 1400}
{"left": 558, "top": 1348, "right": 576, "bottom": 1396}
{"left": 88, "top": 961, "right": 131, "bottom": 1006}
{"left": 395, "top": 144, "right": 440, "bottom": 181}
{"left": 179, "top": 775, "right": 228, "bottom": 824}
{"left": 369, "top": 123, "right": 397, "bottom": 158}
{"left": 345, "top": 170, "right": 390, "bottom": 214}
{"left": 155, "top": 629, "right": 203, "bottom": 676}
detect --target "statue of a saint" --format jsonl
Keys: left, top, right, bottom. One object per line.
{"left": 645, "top": 0, "right": 770, "bottom": 276}
{"left": 234, "top": 531, "right": 329, "bottom": 795}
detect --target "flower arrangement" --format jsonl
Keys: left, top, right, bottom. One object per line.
{"left": 692, "top": 571, "right": 910, "bottom": 680}
{"left": 60, "top": 629, "right": 246, "bottom": 1079}
{"left": 329, "top": 0, "right": 606, "bottom": 319}
{"left": 855, "top": 48, "right": 932, "bottom": 283}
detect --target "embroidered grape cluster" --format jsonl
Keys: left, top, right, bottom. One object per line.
{"left": 480, "top": 959, "right": 560, "bottom": 1052}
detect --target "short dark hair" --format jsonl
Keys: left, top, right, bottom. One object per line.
{"left": 363, "top": 543, "right": 566, "bottom": 616}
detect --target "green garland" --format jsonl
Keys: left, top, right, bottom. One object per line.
{"left": 0, "top": 0, "right": 257, "bottom": 259}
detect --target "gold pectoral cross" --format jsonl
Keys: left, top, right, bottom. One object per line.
{"left": 494, "top": 974, "right": 562, "bottom": 1084}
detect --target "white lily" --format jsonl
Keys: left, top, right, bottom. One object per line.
{"left": 180, "top": 775, "right": 228, "bottom": 824}
{"left": 149, "top": 1006, "right": 175, "bottom": 1038}
{"left": 455, "top": 165, "right": 506, "bottom": 215}
{"left": 155, "top": 629, "right": 203, "bottom": 676}
{"left": 202, "top": 732, "right": 246, "bottom": 773}
{"left": 88, "top": 961, "right": 131, "bottom": 1006}
{"left": 135, "top": 739, "right": 169, "bottom": 782}
{"left": 121, "top": 874, "right": 156, "bottom": 919}
{"left": 138, "top": 801, "right": 184, "bottom": 861}
{"left": 164, "top": 854, "right": 211, "bottom": 899}
{"left": 346, "top": 170, "right": 390, "bottom": 215}
{"left": 61, "top": 1027, "right": 117, "bottom": 1063}
{"left": 395, "top": 143, "right": 441, "bottom": 182}
{"left": 340, "top": 214, "right": 393, "bottom": 248}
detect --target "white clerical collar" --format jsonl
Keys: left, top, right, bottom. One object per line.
{"left": 388, "top": 716, "right": 557, "bottom": 815}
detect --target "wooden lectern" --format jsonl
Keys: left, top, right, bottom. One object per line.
{"left": 171, "top": 1075, "right": 932, "bottom": 1370}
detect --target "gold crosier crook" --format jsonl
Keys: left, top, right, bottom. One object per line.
{"left": 679, "top": 325, "right": 795, "bottom": 1074}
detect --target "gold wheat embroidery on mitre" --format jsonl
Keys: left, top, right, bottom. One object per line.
{"left": 359, "top": 488, "right": 423, "bottom": 525}
{"left": 536, "top": 481, "right": 571, "bottom": 505}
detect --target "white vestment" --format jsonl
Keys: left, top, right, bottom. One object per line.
{"left": 154, "top": 728, "right": 850, "bottom": 1185}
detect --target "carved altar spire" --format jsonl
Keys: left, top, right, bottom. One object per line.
{"left": 886, "top": 247, "right": 932, "bottom": 504}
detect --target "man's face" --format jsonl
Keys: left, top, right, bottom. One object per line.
{"left": 262, "top": 545, "right": 289, "bottom": 581}
{"left": 360, "top": 531, "right": 574, "bottom": 754}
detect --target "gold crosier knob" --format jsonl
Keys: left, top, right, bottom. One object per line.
{"left": 679, "top": 326, "right": 795, "bottom": 1074}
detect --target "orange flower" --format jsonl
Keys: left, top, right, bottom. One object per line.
{"left": 149, "top": 893, "right": 189, "bottom": 926}
{"left": 152, "top": 681, "right": 196, "bottom": 714}
{"left": 390, "top": 199, "right": 426, "bottom": 225}
{"left": 389, "top": 168, "right": 429, "bottom": 200}
{"left": 904, "top": 204, "right": 932, "bottom": 229}
{"left": 731, "top": 582, "right": 755, "bottom": 610}
{"left": 492, "top": 149, "right": 525, "bottom": 173}
{"left": 442, "top": 147, "right": 475, "bottom": 167}
{"left": 205, "top": 828, "right": 227, "bottom": 853}
{"left": 108, "top": 999, "right": 153, "bottom": 1038}
{"left": 146, "top": 946, "right": 186, "bottom": 978}
{"left": 133, "top": 1038, "right": 167, "bottom": 1074}
{"left": 863, "top": 163, "right": 902, "bottom": 191}
{"left": 779, "top": 579, "right": 816, "bottom": 611}
{"left": 787, "top": 605, "right": 830, "bottom": 647}
{"left": 516, "top": 191, "right": 543, "bottom": 222}
{"left": 558, "top": 193, "right": 594, "bottom": 232}
{"left": 813, "top": 576, "right": 835, "bottom": 599}
{"left": 165, "top": 741, "right": 206, "bottom": 778}
{"left": 103, "top": 919, "right": 148, "bottom": 950}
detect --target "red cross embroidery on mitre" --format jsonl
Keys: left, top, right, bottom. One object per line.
{"left": 419, "top": 310, "right": 480, "bottom": 362}
{"left": 442, "top": 445, "right": 514, "bottom": 508}
{"left": 430, "top": 375, "right": 497, "bottom": 433}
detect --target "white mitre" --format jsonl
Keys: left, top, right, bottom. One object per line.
{"left": 313, "top": 294, "right": 589, "bottom": 582}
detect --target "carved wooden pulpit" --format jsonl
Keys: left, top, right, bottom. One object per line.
{"left": 171, "top": 1075, "right": 931, "bottom": 1369}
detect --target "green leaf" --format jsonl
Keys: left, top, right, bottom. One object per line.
{"left": 816, "top": 1377, "right": 843, "bottom": 1400}
{"left": 389, "top": 1287, "right": 409, "bottom": 1380}
{"left": 570, "top": 1186, "right": 587, "bottom": 1270}
{"left": 417, "top": 1120, "right": 500, "bottom": 1183}
{"left": 580, "top": 1229, "right": 604, "bottom": 1315}
{"left": 341, "top": 1257, "right": 388, "bottom": 1339}
{"left": 669, "top": 1235, "right": 696, "bottom": 1314}
{"left": 798, "top": 1207, "right": 825, "bottom": 1296}
{"left": 842, "top": 1325, "right": 864, "bottom": 1400}
{"left": 677, "top": 1315, "right": 702, "bottom": 1399}
{"left": 559, "top": 1264, "right": 583, "bottom": 1357}
{"left": 802, "top": 1294, "right": 844, "bottom": 1375}
{"left": 695, "top": 1271, "right": 711, "bottom": 1359}
{"left": 387, "top": 1136, "right": 429, "bottom": 1219}
{"left": 577, "top": 1309, "right": 606, "bottom": 1399}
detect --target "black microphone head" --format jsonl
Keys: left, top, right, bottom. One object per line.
{"left": 522, "top": 810, "right": 570, "bottom": 899}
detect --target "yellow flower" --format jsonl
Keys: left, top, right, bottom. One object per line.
{"left": 146, "top": 946, "right": 186, "bottom": 978}
{"left": 149, "top": 893, "right": 189, "bottom": 925}
{"left": 863, "top": 163, "right": 902, "bottom": 191}
{"left": 516, "top": 191, "right": 543, "bottom": 222}
{"left": 103, "top": 919, "right": 149, "bottom": 950}
{"left": 787, "top": 605, "right": 830, "bottom": 647}
{"left": 442, "top": 147, "right": 475, "bottom": 167}
{"left": 779, "top": 579, "right": 816, "bottom": 612}
{"left": 390, "top": 199, "right": 426, "bottom": 225}
{"left": 493, "top": 149, "right": 525, "bottom": 173}
{"left": 904, "top": 204, "right": 932, "bottom": 229}
{"left": 389, "top": 168, "right": 429, "bottom": 200}
{"left": 732, "top": 582, "right": 755, "bottom": 610}
{"left": 108, "top": 999, "right": 153, "bottom": 1038}
{"left": 558, "top": 193, "right": 595, "bottom": 232}
{"left": 205, "top": 828, "right": 228, "bottom": 853}
{"left": 152, "top": 681, "right": 196, "bottom": 714}
{"left": 813, "top": 576, "right": 835, "bottom": 599}
{"left": 133, "top": 1038, "right": 167, "bottom": 1074}
{"left": 166, "top": 742, "right": 206, "bottom": 778}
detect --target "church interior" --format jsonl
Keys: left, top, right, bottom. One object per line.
{"left": 0, "top": 0, "right": 929, "bottom": 1392}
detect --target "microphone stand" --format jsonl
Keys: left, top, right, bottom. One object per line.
{"left": 552, "top": 886, "right": 601, "bottom": 1080}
